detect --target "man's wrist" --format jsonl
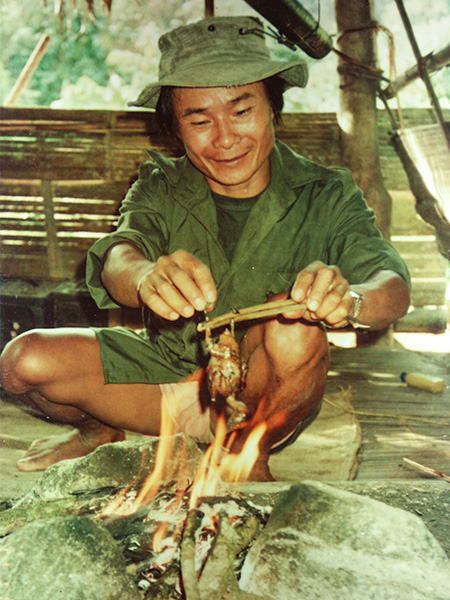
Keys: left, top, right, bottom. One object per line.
{"left": 347, "top": 290, "right": 370, "bottom": 329}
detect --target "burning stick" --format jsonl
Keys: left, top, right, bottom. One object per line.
{"left": 198, "top": 298, "right": 307, "bottom": 332}
{"left": 180, "top": 509, "right": 203, "bottom": 600}
{"left": 181, "top": 507, "right": 271, "bottom": 600}
{"left": 403, "top": 458, "right": 450, "bottom": 483}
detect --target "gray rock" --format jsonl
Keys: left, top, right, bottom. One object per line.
{"left": 240, "top": 481, "right": 450, "bottom": 600}
{"left": 0, "top": 516, "right": 141, "bottom": 600}
{"left": 15, "top": 434, "right": 204, "bottom": 507}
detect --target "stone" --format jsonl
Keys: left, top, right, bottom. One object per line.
{"left": 0, "top": 516, "right": 141, "bottom": 600}
{"left": 240, "top": 481, "right": 450, "bottom": 600}
{"left": 15, "top": 434, "right": 204, "bottom": 507}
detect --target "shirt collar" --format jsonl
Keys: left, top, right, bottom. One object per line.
{"left": 147, "top": 138, "right": 333, "bottom": 208}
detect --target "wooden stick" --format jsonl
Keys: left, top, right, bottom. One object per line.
{"left": 204, "top": 0, "right": 214, "bottom": 17}
{"left": 403, "top": 457, "right": 450, "bottom": 483}
{"left": 197, "top": 298, "right": 306, "bottom": 332}
{"left": 4, "top": 34, "right": 51, "bottom": 107}
{"left": 180, "top": 509, "right": 203, "bottom": 600}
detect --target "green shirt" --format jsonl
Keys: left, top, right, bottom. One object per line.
{"left": 212, "top": 190, "right": 260, "bottom": 262}
{"left": 86, "top": 139, "right": 410, "bottom": 383}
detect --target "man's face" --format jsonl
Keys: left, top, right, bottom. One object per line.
{"left": 174, "top": 82, "right": 275, "bottom": 198}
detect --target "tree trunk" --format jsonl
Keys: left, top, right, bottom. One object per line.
{"left": 335, "top": 0, "right": 392, "bottom": 240}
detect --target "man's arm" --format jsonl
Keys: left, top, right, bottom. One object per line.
{"left": 101, "top": 242, "right": 217, "bottom": 320}
{"left": 285, "top": 261, "right": 410, "bottom": 330}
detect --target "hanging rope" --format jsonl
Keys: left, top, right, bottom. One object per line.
{"left": 333, "top": 21, "right": 393, "bottom": 84}
{"left": 332, "top": 21, "right": 405, "bottom": 129}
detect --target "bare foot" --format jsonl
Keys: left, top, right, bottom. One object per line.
{"left": 247, "top": 459, "right": 276, "bottom": 482}
{"left": 17, "top": 424, "right": 125, "bottom": 472}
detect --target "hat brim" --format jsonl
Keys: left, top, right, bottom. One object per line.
{"left": 128, "top": 60, "right": 308, "bottom": 110}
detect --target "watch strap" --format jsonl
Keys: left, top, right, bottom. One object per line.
{"left": 347, "top": 290, "right": 370, "bottom": 329}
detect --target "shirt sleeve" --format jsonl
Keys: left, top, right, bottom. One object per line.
{"left": 324, "top": 169, "right": 411, "bottom": 288}
{"left": 86, "top": 162, "right": 170, "bottom": 309}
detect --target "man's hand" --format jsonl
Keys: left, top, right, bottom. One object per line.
{"left": 137, "top": 250, "right": 217, "bottom": 320}
{"left": 284, "top": 261, "right": 354, "bottom": 328}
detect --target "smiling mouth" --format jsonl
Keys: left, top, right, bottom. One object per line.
{"left": 213, "top": 151, "right": 250, "bottom": 164}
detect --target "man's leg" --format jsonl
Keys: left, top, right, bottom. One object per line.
{"left": 223, "top": 315, "right": 330, "bottom": 480}
{"left": 0, "top": 328, "right": 163, "bottom": 471}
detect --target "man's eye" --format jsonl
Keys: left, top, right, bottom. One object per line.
{"left": 236, "top": 107, "right": 252, "bottom": 116}
{"left": 191, "top": 120, "right": 208, "bottom": 126}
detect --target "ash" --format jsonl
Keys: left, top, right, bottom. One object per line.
{"left": 100, "top": 485, "right": 272, "bottom": 599}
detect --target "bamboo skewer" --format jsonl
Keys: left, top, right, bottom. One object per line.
{"left": 197, "top": 298, "right": 307, "bottom": 332}
{"left": 403, "top": 457, "right": 450, "bottom": 483}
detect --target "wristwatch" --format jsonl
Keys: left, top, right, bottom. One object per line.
{"left": 347, "top": 290, "right": 370, "bottom": 329}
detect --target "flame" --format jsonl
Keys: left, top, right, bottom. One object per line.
{"left": 102, "top": 393, "right": 176, "bottom": 517}
{"left": 189, "top": 416, "right": 267, "bottom": 509}
{"left": 133, "top": 400, "right": 176, "bottom": 507}
{"left": 220, "top": 422, "right": 266, "bottom": 483}
{"left": 102, "top": 392, "right": 268, "bottom": 516}
{"left": 153, "top": 520, "right": 169, "bottom": 554}
{"left": 189, "top": 415, "right": 228, "bottom": 508}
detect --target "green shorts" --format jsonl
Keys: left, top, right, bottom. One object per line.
{"left": 92, "top": 326, "right": 192, "bottom": 385}
{"left": 92, "top": 326, "right": 322, "bottom": 453}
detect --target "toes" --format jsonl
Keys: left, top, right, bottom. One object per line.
{"left": 26, "top": 438, "right": 48, "bottom": 451}
{"left": 17, "top": 456, "right": 48, "bottom": 472}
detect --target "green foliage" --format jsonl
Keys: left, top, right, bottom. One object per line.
{"left": 0, "top": 1, "right": 110, "bottom": 106}
{"left": 0, "top": 0, "right": 449, "bottom": 111}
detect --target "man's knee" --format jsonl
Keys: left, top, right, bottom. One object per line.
{"left": 0, "top": 330, "right": 51, "bottom": 394}
{"left": 262, "top": 318, "right": 329, "bottom": 374}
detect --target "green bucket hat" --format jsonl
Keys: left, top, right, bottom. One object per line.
{"left": 130, "top": 16, "right": 308, "bottom": 109}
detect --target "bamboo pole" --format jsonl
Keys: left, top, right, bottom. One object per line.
{"left": 383, "top": 42, "right": 450, "bottom": 100}
{"left": 394, "top": 0, "right": 450, "bottom": 152}
{"left": 3, "top": 34, "right": 51, "bottom": 107}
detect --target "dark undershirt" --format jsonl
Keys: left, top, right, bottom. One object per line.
{"left": 211, "top": 191, "right": 261, "bottom": 263}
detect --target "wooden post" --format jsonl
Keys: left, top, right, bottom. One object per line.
{"left": 335, "top": 0, "right": 395, "bottom": 346}
{"left": 335, "top": 0, "right": 392, "bottom": 240}
{"left": 3, "top": 34, "right": 51, "bottom": 107}
{"left": 41, "top": 180, "right": 64, "bottom": 279}
{"left": 205, "top": 0, "right": 214, "bottom": 18}
{"left": 394, "top": 0, "right": 450, "bottom": 152}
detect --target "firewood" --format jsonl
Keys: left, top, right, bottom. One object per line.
{"left": 180, "top": 509, "right": 203, "bottom": 600}
{"left": 198, "top": 512, "right": 270, "bottom": 600}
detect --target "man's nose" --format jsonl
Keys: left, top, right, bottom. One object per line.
{"left": 212, "top": 118, "right": 240, "bottom": 149}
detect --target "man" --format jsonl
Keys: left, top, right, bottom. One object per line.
{"left": 0, "top": 17, "right": 410, "bottom": 480}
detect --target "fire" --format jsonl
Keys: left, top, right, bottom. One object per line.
{"left": 188, "top": 415, "right": 266, "bottom": 508}
{"left": 220, "top": 422, "right": 267, "bottom": 483}
{"left": 103, "top": 394, "right": 267, "bottom": 517}
{"left": 102, "top": 397, "right": 177, "bottom": 517}
{"left": 152, "top": 520, "right": 169, "bottom": 553}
